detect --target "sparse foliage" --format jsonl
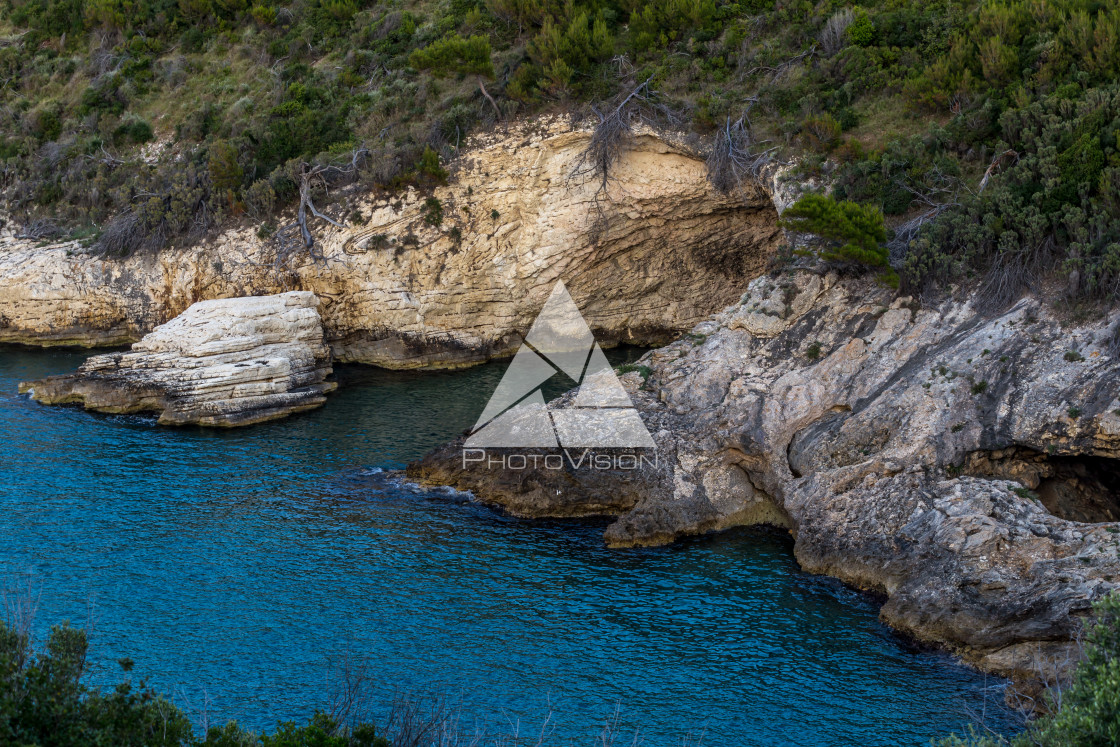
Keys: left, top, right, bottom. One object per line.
{"left": 940, "top": 592, "right": 1120, "bottom": 746}
{"left": 706, "top": 111, "right": 776, "bottom": 194}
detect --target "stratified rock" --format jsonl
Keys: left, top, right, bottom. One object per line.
{"left": 0, "top": 119, "right": 781, "bottom": 367}
{"left": 19, "top": 292, "right": 335, "bottom": 426}
{"left": 409, "top": 270, "right": 1120, "bottom": 686}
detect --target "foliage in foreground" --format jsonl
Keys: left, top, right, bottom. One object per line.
{"left": 3, "top": 594, "right": 1119, "bottom": 745}
{"left": 0, "top": 611, "right": 686, "bottom": 746}
{"left": 939, "top": 592, "right": 1120, "bottom": 747}
{"left": 0, "top": 617, "right": 386, "bottom": 746}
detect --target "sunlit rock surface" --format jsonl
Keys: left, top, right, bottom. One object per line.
{"left": 0, "top": 119, "right": 781, "bottom": 368}
{"left": 20, "top": 292, "right": 335, "bottom": 426}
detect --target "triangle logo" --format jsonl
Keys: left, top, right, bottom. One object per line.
{"left": 465, "top": 281, "right": 655, "bottom": 449}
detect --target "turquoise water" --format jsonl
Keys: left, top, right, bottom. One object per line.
{"left": 0, "top": 346, "right": 1019, "bottom": 745}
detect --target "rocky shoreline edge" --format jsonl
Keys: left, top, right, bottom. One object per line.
{"left": 408, "top": 269, "right": 1120, "bottom": 696}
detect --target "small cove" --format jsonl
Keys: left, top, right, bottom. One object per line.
{"left": 0, "top": 346, "right": 1020, "bottom": 745}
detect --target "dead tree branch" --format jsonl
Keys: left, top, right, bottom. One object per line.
{"left": 706, "top": 107, "right": 777, "bottom": 194}
{"left": 14, "top": 219, "right": 61, "bottom": 241}
{"left": 568, "top": 77, "right": 681, "bottom": 244}
{"left": 570, "top": 75, "right": 654, "bottom": 195}
{"left": 978, "top": 149, "right": 1019, "bottom": 193}
{"left": 886, "top": 203, "right": 957, "bottom": 265}
{"left": 741, "top": 43, "right": 818, "bottom": 83}
{"left": 477, "top": 77, "right": 501, "bottom": 121}
{"left": 274, "top": 146, "right": 369, "bottom": 267}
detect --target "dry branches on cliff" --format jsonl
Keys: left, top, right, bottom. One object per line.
{"left": 569, "top": 77, "right": 681, "bottom": 244}
{"left": 569, "top": 76, "right": 676, "bottom": 195}
{"left": 274, "top": 146, "right": 369, "bottom": 267}
{"left": 705, "top": 109, "right": 777, "bottom": 195}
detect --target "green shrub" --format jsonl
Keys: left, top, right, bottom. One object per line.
{"left": 780, "top": 194, "right": 893, "bottom": 279}
{"left": 0, "top": 615, "right": 389, "bottom": 746}
{"left": 30, "top": 106, "right": 63, "bottom": 142}
{"left": 617, "top": 362, "right": 652, "bottom": 383}
{"left": 801, "top": 113, "right": 842, "bottom": 151}
{"left": 423, "top": 196, "right": 444, "bottom": 226}
{"left": 940, "top": 592, "right": 1120, "bottom": 746}
{"left": 409, "top": 34, "right": 495, "bottom": 78}
{"left": 78, "top": 74, "right": 127, "bottom": 117}
{"left": 208, "top": 140, "right": 244, "bottom": 193}
{"left": 112, "top": 117, "right": 154, "bottom": 146}
{"left": 628, "top": 0, "right": 722, "bottom": 54}
{"left": 250, "top": 4, "right": 277, "bottom": 25}
{"left": 847, "top": 9, "right": 875, "bottom": 46}
{"left": 0, "top": 618, "right": 194, "bottom": 745}
{"left": 527, "top": 9, "right": 614, "bottom": 94}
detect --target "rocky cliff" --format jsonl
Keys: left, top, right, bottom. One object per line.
{"left": 0, "top": 120, "right": 780, "bottom": 368}
{"left": 19, "top": 292, "right": 335, "bottom": 426}
{"left": 409, "top": 269, "right": 1120, "bottom": 687}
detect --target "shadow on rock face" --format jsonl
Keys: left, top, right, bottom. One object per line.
{"left": 964, "top": 447, "right": 1120, "bottom": 523}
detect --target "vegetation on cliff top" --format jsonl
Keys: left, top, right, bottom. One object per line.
{"left": 1, "top": 0, "right": 1120, "bottom": 305}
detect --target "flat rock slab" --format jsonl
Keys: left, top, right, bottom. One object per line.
{"left": 20, "top": 292, "right": 336, "bottom": 426}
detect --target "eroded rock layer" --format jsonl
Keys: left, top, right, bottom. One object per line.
{"left": 19, "top": 292, "right": 335, "bottom": 426}
{"left": 409, "top": 270, "right": 1120, "bottom": 684}
{"left": 0, "top": 121, "right": 780, "bottom": 368}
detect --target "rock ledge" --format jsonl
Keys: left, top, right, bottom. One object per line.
{"left": 410, "top": 270, "right": 1120, "bottom": 688}
{"left": 19, "top": 292, "right": 335, "bottom": 426}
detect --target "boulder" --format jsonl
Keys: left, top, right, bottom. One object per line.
{"left": 19, "top": 292, "right": 335, "bottom": 426}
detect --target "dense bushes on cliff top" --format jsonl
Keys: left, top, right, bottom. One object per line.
{"left": 1, "top": 0, "right": 1119, "bottom": 305}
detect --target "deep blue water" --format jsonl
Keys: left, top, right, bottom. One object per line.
{"left": 0, "top": 346, "right": 1020, "bottom": 745}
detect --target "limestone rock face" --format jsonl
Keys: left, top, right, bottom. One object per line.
{"left": 19, "top": 292, "right": 335, "bottom": 426}
{"left": 0, "top": 120, "right": 781, "bottom": 367}
{"left": 409, "top": 270, "right": 1120, "bottom": 684}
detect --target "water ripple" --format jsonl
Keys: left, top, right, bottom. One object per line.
{"left": 0, "top": 346, "right": 1020, "bottom": 745}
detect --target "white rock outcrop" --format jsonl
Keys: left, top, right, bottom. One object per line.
{"left": 0, "top": 119, "right": 781, "bottom": 367}
{"left": 19, "top": 292, "right": 335, "bottom": 426}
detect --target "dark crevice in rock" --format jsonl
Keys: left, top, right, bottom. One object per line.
{"left": 964, "top": 447, "right": 1120, "bottom": 523}
{"left": 785, "top": 404, "right": 856, "bottom": 478}
{"left": 1036, "top": 455, "right": 1120, "bottom": 523}
{"left": 849, "top": 311, "right": 990, "bottom": 417}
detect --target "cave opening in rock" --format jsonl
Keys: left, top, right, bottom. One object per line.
{"left": 964, "top": 447, "right": 1120, "bottom": 523}
{"left": 1034, "top": 454, "right": 1120, "bottom": 523}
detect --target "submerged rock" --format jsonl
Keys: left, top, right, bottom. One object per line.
{"left": 409, "top": 270, "right": 1120, "bottom": 687}
{"left": 19, "top": 292, "right": 335, "bottom": 426}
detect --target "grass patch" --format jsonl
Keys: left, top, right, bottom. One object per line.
{"left": 616, "top": 363, "right": 652, "bottom": 384}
